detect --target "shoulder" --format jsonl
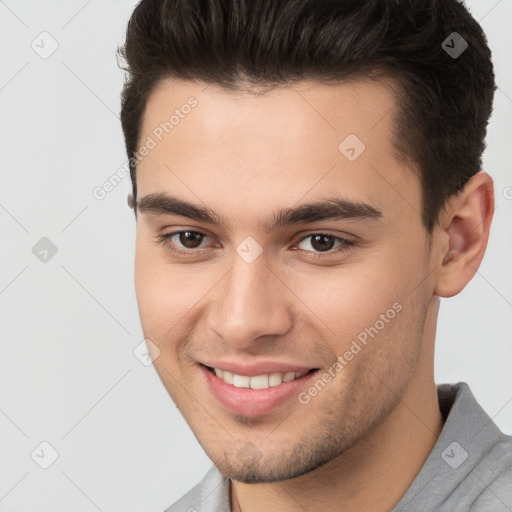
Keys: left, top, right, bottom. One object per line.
{"left": 438, "top": 429, "right": 512, "bottom": 512}
{"left": 162, "top": 481, "right": 202, "bottom": 512}
{"left": 467, "top": 436, "right": 512, "bottom": 511}
{"left": 162, "top": 465, "right": 230, "bottom": 512}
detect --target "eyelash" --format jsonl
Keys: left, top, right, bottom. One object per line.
{"left": 154, "top": 230, "right": 355, "bottom": 259}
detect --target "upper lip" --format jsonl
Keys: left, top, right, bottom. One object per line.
{"left": 200, "top": 360, "right": 318, "bottom": 377}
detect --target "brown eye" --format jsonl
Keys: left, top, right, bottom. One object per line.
{"left": 310, "top": 234, "right": 335, "bottom": 252}
{"left": 295, "top": 233, "right": 354, "bottom": 256}
{"left": 298, "top": 234, "right": 337, "bottom": 252}
{"left": 179, "top": 231, "right": 205, "bottom": 248}
{"left": 155, "top": 230, "right": 210, "bottom": 253}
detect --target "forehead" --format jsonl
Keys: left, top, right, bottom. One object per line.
{"left": 141, "top": 77, "right": 400, "bottom": 150}
{"left": 136, "top": 78, "right": 420, "bottom": 228}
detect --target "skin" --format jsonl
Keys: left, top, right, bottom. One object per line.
{"left": 133, "top": 78, "right": 494, "bottom": 511}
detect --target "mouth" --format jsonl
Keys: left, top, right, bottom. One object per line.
{"left": 199, "top": 363, "right": 321, "bottom": 417}
{"left": 202, "top": 364, "right": 320, "bottom": 389}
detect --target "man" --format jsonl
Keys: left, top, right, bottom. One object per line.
{"left": 118, "top": 0, "right": 511, "bottom": 510}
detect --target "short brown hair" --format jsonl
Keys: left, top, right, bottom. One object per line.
{"left": 118, "top": 0, "right": 496, "bottom": 233}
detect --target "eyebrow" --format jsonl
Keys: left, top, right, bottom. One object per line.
{"left": 136, "top": 193, "right": 383, "bottom": 231}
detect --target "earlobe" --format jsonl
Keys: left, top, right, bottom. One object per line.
{"left": 433, "top": 172, "right": 494, "bottom": 298}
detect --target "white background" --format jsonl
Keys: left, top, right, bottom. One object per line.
{"left": 0, "top": 1, "right": 511, "bottom": 511}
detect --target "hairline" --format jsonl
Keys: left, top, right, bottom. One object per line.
{"left": 132, "top": 69, "right": 433, "bottom": 237}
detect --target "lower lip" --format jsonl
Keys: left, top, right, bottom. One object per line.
{"left": 199, "top": 364, "right": 319, "bottom": 417}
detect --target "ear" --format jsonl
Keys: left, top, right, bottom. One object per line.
{"left": 432, "top": 171, "right": 495, "bottom": 298}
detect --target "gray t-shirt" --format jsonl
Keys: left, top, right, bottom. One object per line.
{"left": 164, "top": 382, "right": 512, "bottom": 511}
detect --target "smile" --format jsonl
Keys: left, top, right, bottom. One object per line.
{"left": 206, "top": 366, "right": 316, "bottom": 389}
{"left": 200, "top": 363, "right": 321, "bottom": 417}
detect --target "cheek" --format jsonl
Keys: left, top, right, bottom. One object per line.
{"left": 134, "top": 241, "right": 219, "bottom": 339}
{"left": 288, "top": 245, "right": 423, "bottom": 349}
{"left": 134, "top": 242, "right": 186, "bottom": 337}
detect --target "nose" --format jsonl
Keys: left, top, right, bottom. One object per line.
{"left": 206, "top": 253, "right": 293, "bottom": 349}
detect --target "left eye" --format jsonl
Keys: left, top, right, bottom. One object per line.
{"left": 296, "top": 234, "right": 351, "bottom": 253}
{"left": 156, "top": 230, "right": 210, "bottom": 251}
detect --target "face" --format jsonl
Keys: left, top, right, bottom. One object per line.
{"left": 134, "top": 78, "right": 435, "bottom": 483}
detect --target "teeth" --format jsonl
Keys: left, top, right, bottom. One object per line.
{"left": 212, "top": 367, "right": 309, "bottom": 389}
{"left": 223, "top": 370, "right": 234, "bottom": 385}
{"left": 282, "top": 371, "right": 297, "bottom": 383}
{"left": 233, "top": 374, "right": 250, "bottom": 388}
{"left": 249, "top": 375, "right": 269, "bottom": 389}
{"left": 269, "top": 373, "right": 283, "bottom": 387}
